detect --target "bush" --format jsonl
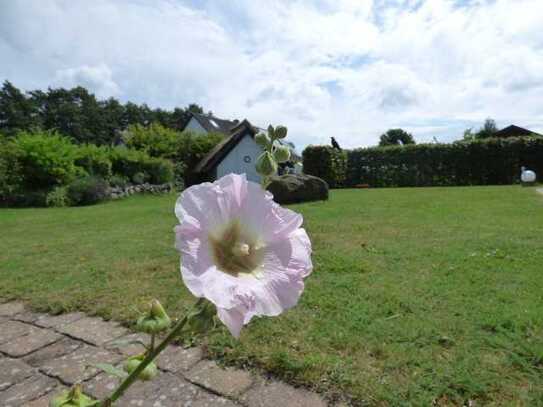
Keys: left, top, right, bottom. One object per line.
{"left": 0, "top": 139, "right": 23, "bottom": 205}
{"left": 46, "top": 186, "right": 70, "bottom": 207}
{"left": 14, "top": 130, "right": 82, "bottom": 189}
{"left": 108, "top": 146, "right": 150, "bottom": 179}
{"left": 122, "top": 123, "right": 179, "bottom": 158}
{"left": 67, "top": 176, "right": 109, "bottom": 206}
{"left": 109, "top": 175, "right": 129, "bottom": 188}
{"left": 75, "top": 144, "right": 112, "bottom": 179}
{"left": 144, "top": 158, "right": 174, "bottom": 184}
{"left": 345, "top": 136, "right": 543, "bottom": 187}
{"left": 302, "top": 146, "right": 347, "bottom": 188}
{"left": 132, "top": 172, "right": 147, "bottom": 185}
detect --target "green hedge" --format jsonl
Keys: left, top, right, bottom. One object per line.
{"left": 346, "top": 137, "right": 543, "bottom": 187}
{"left": 0, "top": 131, "right": 175, "bottom": 207}
{"left": 302, "top": 146, "right": 347, "bottom": 188}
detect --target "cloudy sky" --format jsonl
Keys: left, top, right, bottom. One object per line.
{"left": 1, "top": 0, "right": 542, "bottom": 148}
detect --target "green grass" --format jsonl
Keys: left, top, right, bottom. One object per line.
{"left": 1, "top": 186, "right": 543, "bottom": 406}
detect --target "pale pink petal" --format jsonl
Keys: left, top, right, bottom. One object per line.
{"left": 242, "top": 182, "right": 303, "bottom": 243}
{"left": 216, "top": 307, "right": 245, "bottom": 338}
{"left": 174, "top": 174, "right": 247, "bottom": 234}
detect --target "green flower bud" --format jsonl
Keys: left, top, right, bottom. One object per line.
{"left": 255, "top": 132, "right": 270, "bottom": 149}
{"left": 267, "top": 124, "right": 275, "bottom": 139}
{"left": 255, "top": 151, "right": 278, "bottom": 177}
{"left": 274, "top": 126, "right": 287, "bottom": 139}
{"left": 136, "top": 299, "right": 171, "bottom": 334}
{"left": 273, "top": 144, "right": 291, "bottom": 163}
{"left": 123, "top": 354, "right": 158, "bottom": 381}
{"left": 49, "top": 383, "right": 97, "bottom": 407}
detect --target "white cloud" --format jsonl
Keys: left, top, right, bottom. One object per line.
{"left": 54, "top": 64, "right": 120, "bottom": 98}
{"left": 1, "top": 0, "right": 542, "bottom": 148}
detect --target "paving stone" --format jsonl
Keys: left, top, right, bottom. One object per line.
{"left": 24, "top": 337, "right": 82, "bottom": 367}
{"left": 241, "top": 381, "right": 327, "bottom": 407}
{"left": 40, "top": 345, "right": 123, "bottom": 384}
{"left": 105, "top": 332, "right": 149, "bottom": 356}
{"left": 57, "top": 316, "right": 128, "bottom": 346}
{"left": 156, "top": 344, "right": 203, "bottom": 373}
{"left": 0, "top": 302, "right": 25, "bottom": 317}
{"left": 12, "top": 311, "right": 47, "bottom": 323}
{"left": 33, "top": 312, "right": 84, "bottom": 329}
{"left": 25, "top": 386, "right": 68, "bottom": 407}
{"left": 0, "top": 327, "right": 62, "bottom": 357}
{"left": 192, "top": 393, "right": 240, "bottom": 406}
{"left": 84, "top": 372, "right": 122, "bottom": 400}
{"left": 0, "top": 358, "right": 34, "bottom": 391}
{"left": 0, "top": 374, "right": 58, "bottom": 407}
{"left": 113, "top": 372, "right": 204, "bottom": 407}
{"left": 0, "top": 321, "right": 33, "bottom": 344}
{"left": 186, "top": 360, "right": 253, "bottom": 398}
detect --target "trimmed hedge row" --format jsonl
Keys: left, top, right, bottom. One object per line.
{"left": 303, "top": 137, "right": 543, "bottom": 188}
{"left": 302, "top": 146, "right": 347, "bottom": 188}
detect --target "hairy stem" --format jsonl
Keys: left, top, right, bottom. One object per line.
{"left": 99, "top": 298, "right": 205, "bottom": 406}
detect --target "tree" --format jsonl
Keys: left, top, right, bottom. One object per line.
{"left": 463, "top": 118, "right": 498, "bottom": 141}
{"left": 0, "top": 81, "right": 39, "bottom": 136}
{"left": 379, "top": 128, "right": 416, "bottom": 146}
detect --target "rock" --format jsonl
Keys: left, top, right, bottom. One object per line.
{"left": 267, "top": 174, "right": 329, "bottom": 204}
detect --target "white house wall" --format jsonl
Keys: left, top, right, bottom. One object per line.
{"left": 184, "top": 117, "right": 207, "bottom": 134}
{"left": 217, "top": 134, "right": 262, "bottom": 183}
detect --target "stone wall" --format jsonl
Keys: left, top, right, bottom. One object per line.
{"left": 109, "top": 183, "right": 173, "bottom": 200}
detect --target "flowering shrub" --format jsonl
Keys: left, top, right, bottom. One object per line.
{"left": 49, "top": 125, "right": 310, "bottom": 406}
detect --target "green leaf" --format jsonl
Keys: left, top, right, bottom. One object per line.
{"left": 108, "top": 338, "right": 148, "bottom": 349}
{"left": 93, "top": 363, "right": 129, "bottom": 379}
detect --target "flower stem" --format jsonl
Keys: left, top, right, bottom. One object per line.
{"left": 100, "top": 298, "right": 205, "bottom": 406}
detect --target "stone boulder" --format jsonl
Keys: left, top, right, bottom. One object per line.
{"left": 266, "top": 174, "right": 329, "bottom": 204}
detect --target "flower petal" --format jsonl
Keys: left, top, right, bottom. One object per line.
{"left": 242, "top": 182, "right": 303, "bottom": 244}
{"left": 216, "top": 307, "right": 244, "bottom": 338}
{"left": 175, "top": 174, "right": 247, "bottom": 235}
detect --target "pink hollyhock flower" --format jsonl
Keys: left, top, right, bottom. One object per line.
{"left": 174, "top": 173, "right": 312, "bottom": 338}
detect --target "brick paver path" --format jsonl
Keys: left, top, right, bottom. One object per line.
{"left": 0, "top": 302, "right": 328, "bottom": 406}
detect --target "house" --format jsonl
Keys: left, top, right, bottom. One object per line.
{"left": 182, "top": 112, "right": 300, "bottom": 184}
{"left": 182, "top": 112, "right": 239, "bottom": 135}
{"left": 494, "top": 125, "right": 542, "bottom": 138}
{"left": 193, "top": 119, "right": 264, "bottom": 183}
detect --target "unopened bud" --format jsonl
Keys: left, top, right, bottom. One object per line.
{"left": 274, "top": 126, "right": 287, "bottom": 139}
{"left": 255, "top": 132, "right": 270, "bottom": 149}
{"left": 273, "top": 145, "right": 291, "bottom": 163}
{"left": 123, "top": 354, "right": 158, "bottom": 381}
{"left": 49, "top": 383, "right": 97, "bottom": 407}
{"left": 136, "top": 299, "right": 171, "bottom": 334}
{"left": 255, "top": 152, "right": 278, "bottom": 177}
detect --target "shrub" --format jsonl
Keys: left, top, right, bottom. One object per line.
{"left": 46, "top": 186, "right": 70, "bottom": 207}
{"left": 75, "top": 144, "right": 112, "bottom": 180}
{"left": 345, "top": 136, "right": 543, "bottom": 187}
{"left": 109, "top": 175, "right": 129, "bottom": 189}
{"left": 0, "top": 139, "right": 23, "bottom": 205}
{"left": 132, "top": 172, "right": 147, "bottom": 185}
{"left": 14, "top": 130, "right": 82, "bottom": 189}
{"left": 108, "top": 146, "right": 151, "bottom": 180}
{"left": 67, "top": 176, "right": 109, "bottom": 206}
{"left": 122, "top": 123, "right": 179, "bottom": 158}
{"left": 302, "top": 146, "right": 347, "bottom": 188}
{"left": 144, "top": 158, "right": 174, "bottom": 184}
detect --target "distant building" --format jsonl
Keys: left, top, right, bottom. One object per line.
{"left": 182, "top": 112, "right": 239, "bottom": 136}
{"left": 494, "top": 125, "right": 542, "bottom": 138}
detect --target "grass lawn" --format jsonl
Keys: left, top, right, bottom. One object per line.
{"left": 1, "top": 186, "right": 543, "bottom": 406}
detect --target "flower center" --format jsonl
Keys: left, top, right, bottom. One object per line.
{"left": 209, "top": 220, "right": 264, "bottom": 277}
